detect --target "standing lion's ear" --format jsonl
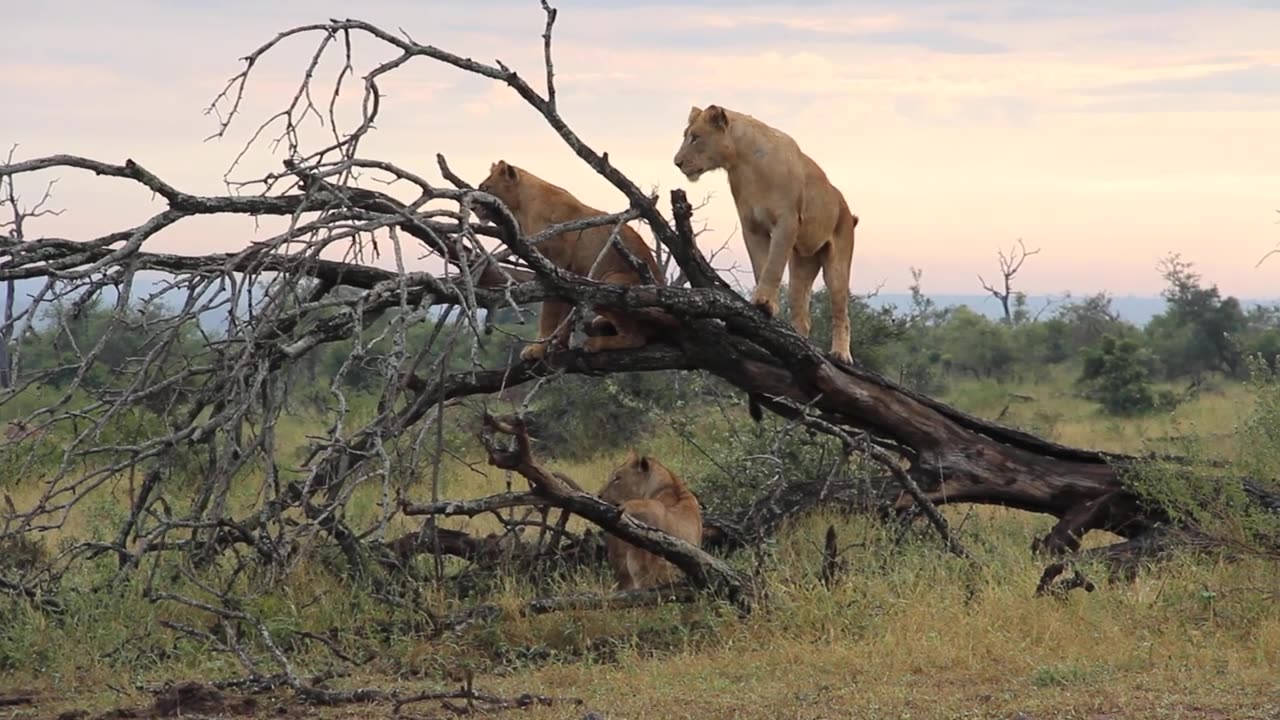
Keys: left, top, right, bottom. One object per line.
{"left": 705, "top": 105, "right": 728, "bottom": 129}
{"left": 502, "top": 163, "right": 518, "bottom": 181}
{"left": 687, "top": 106, "right": 703, "bottom": 124}
{"left": 637, "top": 456, "right": 650, "bottom": 473}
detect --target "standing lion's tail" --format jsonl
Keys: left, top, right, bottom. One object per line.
{"left": 748, "top": 392, "right": 764, "bottom": 422}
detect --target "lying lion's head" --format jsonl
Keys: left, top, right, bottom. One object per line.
{"left": 474, "top": 160, "right": 523, "bottom": 223}
{"left": 599, "top": 450, "right": 672, "bottom": 505}
{"left": 673, "top": 105, "right": 733, "bottom": 182}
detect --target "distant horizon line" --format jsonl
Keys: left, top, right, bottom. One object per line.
{"left": 3, "top": 274, "right": 1277, "bottom": 332}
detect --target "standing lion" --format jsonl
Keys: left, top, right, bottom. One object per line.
{"left": 673, "top": 104, "right": 858, "bottom": 364}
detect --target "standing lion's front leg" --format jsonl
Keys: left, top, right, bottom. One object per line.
{"left": 751, "top": 213, "right": 799, "bottom": 318}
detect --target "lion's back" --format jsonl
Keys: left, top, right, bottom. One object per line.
{"left": 735, "top": 112, "right": 853, "bottom": 237}
{"left": 565, "top": 217, "right": 659, "bottom": 282}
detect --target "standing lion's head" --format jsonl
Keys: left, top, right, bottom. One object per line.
{"left": 673, "top": 105, "right": 734, "bottom": 182}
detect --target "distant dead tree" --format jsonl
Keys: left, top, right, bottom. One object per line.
{"left": 0, "top": 146, "right": 60, "bottom": 389}
{"left": 978, "top": 238, "right": 1040, "bottom": 324}
{"left": 0, "top": 0, "right": 1275, "bottom": 702}
{"left": 1258, "top": 213, "right": 1278, "bottom": 268}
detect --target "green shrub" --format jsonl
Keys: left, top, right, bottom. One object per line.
{"left": 1124, "top": 356, "right": 1280, "bottom": 557}
{"left": 527, "top": 370, "right": 711, "bottom": 460}
{"left": 1077, "top": 334, "right": 1176, "bottom": 416}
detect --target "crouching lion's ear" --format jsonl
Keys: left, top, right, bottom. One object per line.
{"left": 493, "top": 160, "right": 518, "bottom": 181}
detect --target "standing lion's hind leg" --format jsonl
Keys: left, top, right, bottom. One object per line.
{"left": 787, "top": 251, "right": 823, "bottom": 340}
{"left": 821, "top": 220, "right": 856, "bottom": 365}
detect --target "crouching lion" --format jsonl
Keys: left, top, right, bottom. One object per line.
{"left": 598, "top": 451, "right": 703, "bottom": 591}
{"left": 673, "top": 104, "right": 859, "bottom": 365}
{"left": 475, "top": 160, "right": 670, "bottom": 362}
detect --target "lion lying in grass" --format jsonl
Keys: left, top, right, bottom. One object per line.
{"left": 598, "top": 451, "right": 703, "bottom": 590}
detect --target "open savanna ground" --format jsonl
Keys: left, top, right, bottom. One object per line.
{"left": 3, "top": 369, "right": 1278, "bottom": 720}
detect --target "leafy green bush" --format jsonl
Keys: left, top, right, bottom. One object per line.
{"left": 933, "top": 306, "right": 1016, "bottom": 381}
{"left": 527, "top": 370, "right": 712, "bottom": 460}
{"left": 1145, "top": 254, "right": 1247, "bottom": 380}
{"left": 1077, "top": 334, "right": 1177, "bottom": 416}
{"left": 781, "top": 286, "right": 905, "bottom": 374}
{"left": 673, "top": 413, "right": 881, "bottom": 518}
{"left": 1123, "top": 356, "right": 1280, "bottom": 557}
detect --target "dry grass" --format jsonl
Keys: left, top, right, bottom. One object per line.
{"left": 941, "top": 366, "right": 1252, "bottom": 457}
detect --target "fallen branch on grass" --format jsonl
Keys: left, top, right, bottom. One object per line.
{"left": 0, "top": 694, "right": 36, "bottom": 708}
{"left": 393, "top": 684, "right": 583, "bottom": 717}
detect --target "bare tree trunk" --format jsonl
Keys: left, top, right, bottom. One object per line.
{"left": 0, "top": 285, "right": 11, "bottom": 388}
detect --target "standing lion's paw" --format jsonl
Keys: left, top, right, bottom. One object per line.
{"left": 581, "top": 337, "right": 604, "bottom": 353}
{"left": 750, "top": 292, "right": 780, "bottom": 318}
{"left": 829, "top": 348, "right": 853, "bottom": 365}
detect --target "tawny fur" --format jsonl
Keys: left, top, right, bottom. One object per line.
{"left": 597, "top": 451, "right": 703, "bottom": 591}
{"left": 673, "top": 105, "right": 858, "bottom": 364}
{"left": 476, "top": 160, "right": 667, "bottom": 362}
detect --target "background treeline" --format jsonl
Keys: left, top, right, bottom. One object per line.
{"left": 11, "top": 252, "right": 1278, "bottom": 439}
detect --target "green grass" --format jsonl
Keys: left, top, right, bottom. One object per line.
{"left": 2, "top": 368, "right": 1279, "bottom": 719}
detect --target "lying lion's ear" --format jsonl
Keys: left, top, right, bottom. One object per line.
{"left": 687, "top": 106, "right": 703, "bottom": 124}
{"left": 637, "top": 456, "right": 650, "bottom": 473}
{"left": 705, "top": 105, "right": 728, "bottom": 129}
{"left": 502, "top": 162, "right": 518, "bottom": 181}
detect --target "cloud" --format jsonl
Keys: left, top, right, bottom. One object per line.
{"left": 461, "top": 83, "right": 523, "bottom": 118}
{"left": 949, "top": 0, "right": 1279, "bottom": 22}
{"left": 893, "top": 94, "right": 1036, "bottom": 126}
{"left": 617, "top": 15, "right": 1006, "bottom": 54}
{"left": 1089, "top": 64, "right": 1280, "bottom": 96}
{"left": 0, "top": 63, "right": 122, "bottom": 91}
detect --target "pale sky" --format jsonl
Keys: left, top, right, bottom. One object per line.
{"left": 5, "top": 0, "right": 1280, "bottom": 297}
